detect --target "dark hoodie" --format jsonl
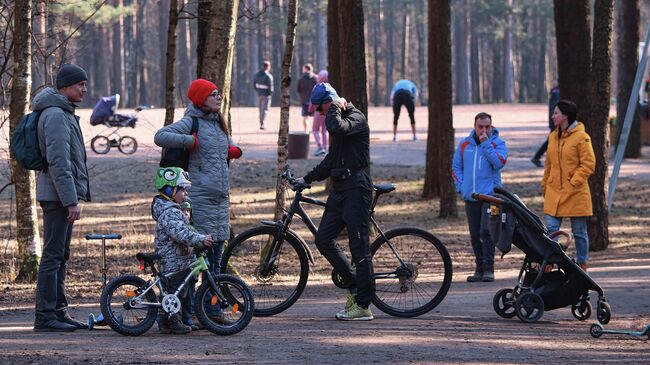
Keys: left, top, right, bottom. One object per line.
{"left": 34, "top": 87, "right": 90, "bottom": 206}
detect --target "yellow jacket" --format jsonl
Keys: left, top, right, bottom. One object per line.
{"left": 542, "top": 121, "right": 595, "bottom": 217}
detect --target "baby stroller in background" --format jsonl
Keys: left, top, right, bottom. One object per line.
{"left": 473, "top": 187, "right": 612, "bottom": 324}
{"left": 89, "top": 94, "right": 138, "bottom": 155}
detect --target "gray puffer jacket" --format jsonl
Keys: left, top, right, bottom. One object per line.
{"left": 154, "top": 104, "right": 231, "bottom": 241}
{"left": 34, "top": 87, "right": 90, "bottom": 206}
{"left": 152, "top": 196, "right": 207, "bottom": 274}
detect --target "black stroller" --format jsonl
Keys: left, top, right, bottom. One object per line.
{"left": 473, "top": 187, "right": 612, "bottom": 324}
{"left": 89, "top": 94, "right": 138, "bottom": 155}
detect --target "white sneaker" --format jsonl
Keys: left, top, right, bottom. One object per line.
{"left": 392, "top": 136, "right": 397, "bottom": 143}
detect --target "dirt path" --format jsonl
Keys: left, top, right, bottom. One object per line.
{"left": 1, "top": 252, "right": 648, "bottom": 364}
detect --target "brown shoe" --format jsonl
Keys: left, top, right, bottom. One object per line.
{"left": 466, "top": 271, "right": 483, "bottom": 282}
{"left": 578, "top": 263, "right": 588, "bottom": 271}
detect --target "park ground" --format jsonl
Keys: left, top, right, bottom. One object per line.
{"left": 0, "top": 104, "right": 648, "bottom": 364}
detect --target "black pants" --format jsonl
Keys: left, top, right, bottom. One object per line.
{"left": 392, "top": 89, "right": 415, "bottom": 126}
{"left": 314, "top": 187, "right": 375, "bottom": 308}
{"left": 534, "top": 137, "right": 548, "bottom": 160}
{"left": 465, "top": 201, "right": 495, "bottom": 272}
{"left": 35, "top": 201, "right": 74, "bottom": 321}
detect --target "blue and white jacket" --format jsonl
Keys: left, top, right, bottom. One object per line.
{"left": 452, "top": 128, "right": 508, "bottom": 202}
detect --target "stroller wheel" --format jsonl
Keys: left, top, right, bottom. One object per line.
{"left": 589, "top": 323, "right": 604, "bottom": 338}
{"left": 91, "top": 136, "right": 111, "bottom": 154}
{"left": 514, "top": 292, "right": 544, "bottom": 323}
{"left": 596, "top": 301, "right": 611, "bottom": 324}
{"left": 571, "top": 298, "right": 592, "bottom": 321}
{"left": 493, "top": 288, "right": 517, "bottom": 318}
{"left": 118, "top": 136, "right": 138, "bottom": 155}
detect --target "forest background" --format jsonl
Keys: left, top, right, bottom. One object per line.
{"left": 2, "top": 0, "right": 649, "bottom": 110}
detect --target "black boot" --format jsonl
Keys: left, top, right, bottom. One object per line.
{"left": 56, "top": 310, "right": 89, "bottom": 329}
{"left": 168, "top": 313, "right": 191, "bottom": 334}
{"left": 34, "top": 318, "right": 77, "bottom": 332}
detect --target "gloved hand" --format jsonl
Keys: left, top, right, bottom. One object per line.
{"left": 331, "top": 97, "right": 347, "bottom": 111}
{"left": 189, "top": 132, "right": 199, "bottom": 151}
{"left": 228, "top": 144, "right": 243, "bottom": 159}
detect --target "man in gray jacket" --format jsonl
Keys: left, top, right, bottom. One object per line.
{"left": 33, "top": 63, "right": 91, "bottom": 332}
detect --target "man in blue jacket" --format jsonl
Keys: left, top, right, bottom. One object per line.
{"left": 452, "top": 112, "right": 508, "bottom": 282}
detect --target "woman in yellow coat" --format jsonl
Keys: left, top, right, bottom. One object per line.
{"left": 542, "top": 100, "right": 595, "bottom": 271}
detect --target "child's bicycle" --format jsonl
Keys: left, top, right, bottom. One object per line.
{"left": 100, "top": 248, "right": 254, "bottom": 336}
{"left": 221, "top": 166, "right": 453, "bottom": 318}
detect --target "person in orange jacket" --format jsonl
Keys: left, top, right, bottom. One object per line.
{"left": 542, "top": 100, "right": 595, "bottom": 271}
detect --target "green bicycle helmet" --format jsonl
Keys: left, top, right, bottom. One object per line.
{"left": 156, "top": 167, "right": 191, "bottom": 199}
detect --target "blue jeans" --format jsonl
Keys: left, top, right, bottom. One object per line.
{"left": 544, "top": 215, "right": 589, "bottom": 264}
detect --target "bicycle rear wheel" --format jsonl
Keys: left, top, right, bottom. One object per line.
{"left": 195, "top": 274, "right": 254, "bottom": 335}
{"left": 100, "top": 274, "right": 158, "bottom": 336}
{"left": 221, "top": 226, "right": 309, "bottom": 316}
{"left": 370, "top": 227, "right": 452, "bottom": 317}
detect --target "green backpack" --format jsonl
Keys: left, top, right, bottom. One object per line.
{"left": 10, "top": 109, "right": 48, "bottom": 171}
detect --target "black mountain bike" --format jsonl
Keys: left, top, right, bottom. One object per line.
{"left": 221, "top": 167, "right": 452, "bottom": 318}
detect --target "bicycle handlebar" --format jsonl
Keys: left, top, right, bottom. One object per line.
{"left": 85, "top": 233, "right": 122, "bottom": 240}
{"left": 280, "top": 166, "right": 311, "bottom": 192}
{"left": 471, "top": 193, "right": 504, "bottom": 204}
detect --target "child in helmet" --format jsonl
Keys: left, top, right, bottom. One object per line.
{"left": 152, "top": 167, "right": 214, "bottom": 334}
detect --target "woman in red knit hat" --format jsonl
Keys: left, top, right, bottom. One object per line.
{"left": 154, "top": 78, "right": 241, "bottom": 328}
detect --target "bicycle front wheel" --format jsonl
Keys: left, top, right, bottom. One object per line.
{"left": 370, "top": 227, "right": 452, "bottom": 317}
{"left": 195, "top": 274, "right": 254, "bottom": 335}
{"left": 100, "top": 274, "right": 158, "bottom": 336}
{"left": 221, "top": 226, "right": 309, "bottom": 316}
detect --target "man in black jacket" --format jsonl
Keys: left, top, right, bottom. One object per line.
{"left": 297, "top": 83, "right": 374, "bottom": 321}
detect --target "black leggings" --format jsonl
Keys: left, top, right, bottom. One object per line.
{"left": 393, "top": 89, "right": 415, "bottom": 126}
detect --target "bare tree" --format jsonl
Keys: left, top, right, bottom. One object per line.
{"left": 164, "top": 0, "right": 180, "bottom": 126}
{"left": 335, "top": 0, "right": 368, "bottom": 116}
{"left": 586, "top": 0, "right": 614, "bottom": 251}
{"left": 197, "top": 0, "right": 239, "bottom": 130}
{"left": 273, "top": 0, "right": 298, "bottom": 221}
{"left": 616, "top": 0, "right": 641, "bottom": 158}
{"left": 423, "top": 0, "right": 456, "bottom": 218}
{"left": 10, "top": 0, "right": 41, "bottom": 282}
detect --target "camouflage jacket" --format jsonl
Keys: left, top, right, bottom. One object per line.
{"left": 151, "top": 196, "right": 207, "bottom": 274}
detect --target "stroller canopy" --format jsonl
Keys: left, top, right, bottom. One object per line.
{"left": 90, "top": 94, "right": 137, "bottom": 128}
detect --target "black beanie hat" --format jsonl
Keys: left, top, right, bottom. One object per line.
{"left": 56, "top": 63, "right": 88, "bottom": 89}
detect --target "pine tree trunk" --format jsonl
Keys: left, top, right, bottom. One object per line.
{"left": 416, "top": 0, "right": 427, "bottom": 106}
{"left": 197, "top": 0, "right": 239, "bottom": 131}
{"left": 112, "top": 0, "right": 126, "bottom": 105}
{"left": 616, "top": 0, "right": 641, "bottom": 158}
{"left": 11, "top": 0, "right": 41, "bottom": 283}
{"left": 535, "top": 9, "right": 548, "bottom": 103}
{"left": 32, "top": 0, "right": 47, "bottom": 90}
{"left": 337, "top": 0, "right": 368, "bottom": 116}
{"left": 424, "top": 0, "right": 457, "bottom": 218}
{"left": 326, "top": 0, "right": 341, "bottom": 90}
{"left": 274, "top": 0, "right": 298, "bottom": 221}
{"left": 587, "top": 0, "right": 614, "bottom": 252}
{"left": 553, "top": 0, "right": 592, "bottom": 121}
{"left": 316, "top": 1, "right": 327, "bottom": 71}
{"left": 503, "top": 0, "right": 515, "bottom": 102}
{"left": 383, "top": 0, "right": 394, "bottom": 106}
{"left": 453, "top": 1, "right": 470, "bottom": 104}
{"left": 164, "top": 0, "right": 179, "bottom": 126}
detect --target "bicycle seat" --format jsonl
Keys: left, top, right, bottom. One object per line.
{"left": 374, "top": 183, "right": 396, "bottom": 195}
{"left": 136, "top": 252, "right": 162, "bottom": 263}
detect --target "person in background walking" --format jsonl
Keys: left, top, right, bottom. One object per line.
{"left": 542, "top": 100, "right": 595, "bottom": 271}
{"left": 309, "top": 70, "right": 330, "bottom": 156}
{"left": 297, "top": 63, "right": 318, "bottom": 133}
{"left": 390, "top": 79, "right": 418, "bottom": 142}
{"left": 253, "top": 61, "right": 274, "bottom": 130}
{"left": 531, "top": 80, "right": 560, "bottom": 167}
{"left": 34, "top": 63, "right": 91, "bottom": 332}
{"left": 452, "top": 112, "right": 508, "bottom": 283}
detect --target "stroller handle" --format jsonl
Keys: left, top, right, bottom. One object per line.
{"left": 471, "top": 193, "right": 503, "bottom": 204}
{"left": 548, "top": 230, "right": 573, "bottom": 249}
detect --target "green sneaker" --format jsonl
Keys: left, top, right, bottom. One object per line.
{"left": 336, "top": 293, "right": 357, "bottom": 317}
{"left": 335, "top": 302, "right": 373, "bottom": 321}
